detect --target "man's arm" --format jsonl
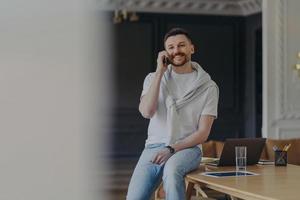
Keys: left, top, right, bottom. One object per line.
{"left": 171, "top": 115, "right": 215, "bottom": 152}
{"left": 151, "top": 115, "right": 215, "bottom": 164}
{"left": 139, "top": 51, "right": 169, "bottom": 118}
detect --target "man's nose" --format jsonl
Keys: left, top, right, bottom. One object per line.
{"left": 173, "top": 46, "right": 179, "bottom": 53}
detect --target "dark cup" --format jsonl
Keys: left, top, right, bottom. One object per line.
{"left": 275, "top": 150, "right": 287, "bottom": 166}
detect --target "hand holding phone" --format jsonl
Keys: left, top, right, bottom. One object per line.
{"left": 157, "top": 51, "right": 170, "bottom": 74}
{"left": 163, "top": 56, "right": 170, "bottom": 65}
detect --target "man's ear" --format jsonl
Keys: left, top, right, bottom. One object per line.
{"left": 191, "top": 44, "right": 195, "bottom": 54}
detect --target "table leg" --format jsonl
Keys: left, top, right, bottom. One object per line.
{"left": 230, "top": 195, "right": 239, "bottom": 200}
{"left": 186, "top": 181, "right": 195, "bottom": 200}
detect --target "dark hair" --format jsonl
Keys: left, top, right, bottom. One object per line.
{"left": 163, "top": 28, "right": 192, "bottom": 43}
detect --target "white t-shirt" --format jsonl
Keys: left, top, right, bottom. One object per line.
{"left": 141, "top": 69, "right": 219, "bottom": 145}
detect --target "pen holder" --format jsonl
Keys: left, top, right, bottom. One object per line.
{"left": 275, "top": 150, "right": 287, "bottom": 166}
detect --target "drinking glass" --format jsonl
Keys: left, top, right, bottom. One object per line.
{"left": 235, "top": 146, "right": 247, "bottom": 171}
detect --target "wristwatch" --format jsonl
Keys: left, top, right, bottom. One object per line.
{"left": 166, "top": 145, "right": 175, "bottom": 154}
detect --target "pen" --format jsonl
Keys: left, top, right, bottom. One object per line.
{"left": 283, "top": 143, "right": 291, "bottom": 151}
{"left": 273, "top": 145, "right": 279, "bottom": 151}
{"left": 282, "top": 144, "right": 287, "bottom": 151}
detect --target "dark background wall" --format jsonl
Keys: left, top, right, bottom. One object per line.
{"left": 109, "top": 12, "right": 262, "bottom": 158}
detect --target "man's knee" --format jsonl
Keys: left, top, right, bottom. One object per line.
{"left": 162, "top": 162, "right": 185, "bottom": 181}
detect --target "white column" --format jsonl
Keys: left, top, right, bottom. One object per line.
{"left": 263, "top": 0, "right": 300, "bottom": 139}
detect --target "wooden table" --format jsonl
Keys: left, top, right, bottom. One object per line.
{"left": 186, "top": 164, "right": 300, "bottom": 200}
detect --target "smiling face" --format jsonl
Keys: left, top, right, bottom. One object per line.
{"left": 164, "top": 34, "right": 195, "bottom": 67}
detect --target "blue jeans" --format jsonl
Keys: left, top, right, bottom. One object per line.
{"left": 126, "top": 143, "right": 202, "bottom": 200}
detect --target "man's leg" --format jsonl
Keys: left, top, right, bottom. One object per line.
{"left": 162, "top": 146, "right": 202, "bottom": 200}
{"left": 126, "top": 143, "right": 165, "bottom": 200}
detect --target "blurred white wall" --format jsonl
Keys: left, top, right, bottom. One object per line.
{"left": 0, "top": 0, "right": 111, "bottom": 199}
{"left": 263, "top": 0, "right": 300, "bottom": 139}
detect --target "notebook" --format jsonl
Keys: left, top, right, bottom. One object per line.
{"left": 205, "top": 138, "right": 266, "bottom": 167}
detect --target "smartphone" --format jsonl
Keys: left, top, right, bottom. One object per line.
{"left": 163, "top": 56, "right": 170, "bottom": 65}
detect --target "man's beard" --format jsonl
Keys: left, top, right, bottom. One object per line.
{"left": 169, "top": 53, "right": 190, "bottom": 67}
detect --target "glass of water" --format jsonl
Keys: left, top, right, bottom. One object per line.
{"left": 235, "top": 146, "right": 247, "bottom": 171}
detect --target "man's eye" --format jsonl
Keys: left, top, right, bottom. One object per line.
{"left": 168, "top": 47, "right": 174, "bottom": 50}
{"left": 179, "top": 44, "right": 185, "bottom": 47}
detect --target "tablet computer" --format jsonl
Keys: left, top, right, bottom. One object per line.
{"left": 201, "top": 171, "right": 259, "bottom": 178}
